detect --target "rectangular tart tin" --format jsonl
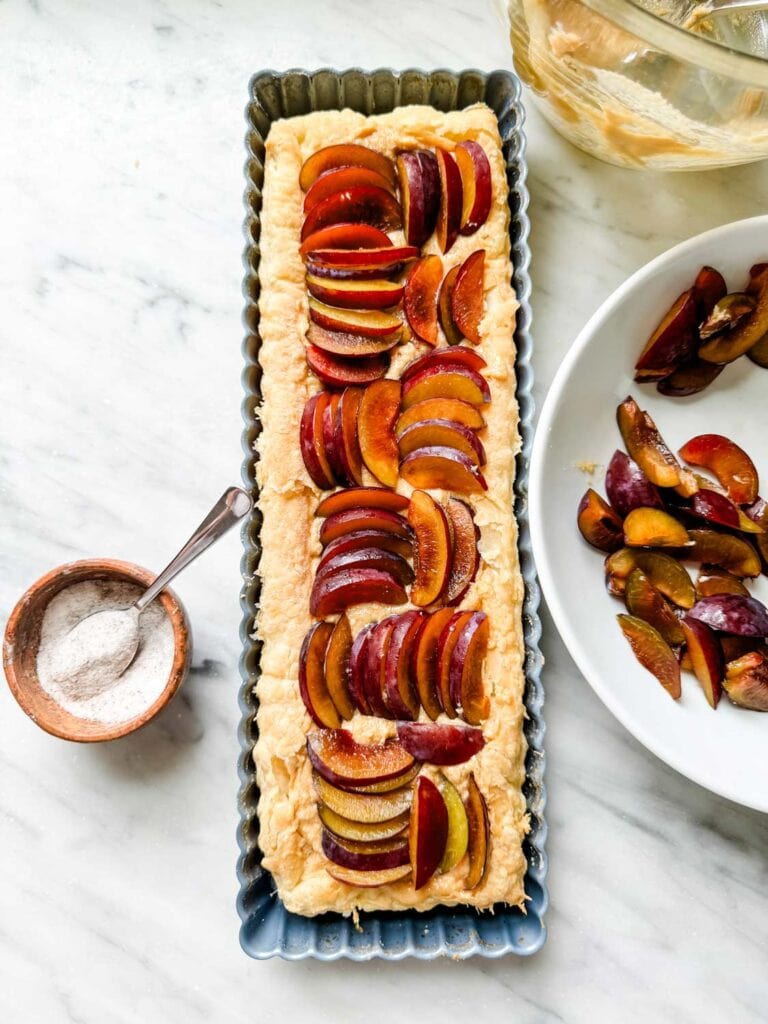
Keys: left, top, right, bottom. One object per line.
{"left": 238, "top": 67, "right": 547, "bottom": 961}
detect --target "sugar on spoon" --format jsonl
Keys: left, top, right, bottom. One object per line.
{"left": 48, "top": 487, "right": 252, "bottom": 690}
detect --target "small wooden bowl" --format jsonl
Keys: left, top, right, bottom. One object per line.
{"left": 3, "top": 559, "right": 191, "bottom": 742}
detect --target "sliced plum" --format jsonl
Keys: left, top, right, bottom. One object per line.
{"left": 625, "top": 569, "right": 685, "bottom": 645}
{"left": 605, "top": 450, "right": 664, "bottom": 517}
{"left": 617, "top": 613, "right": 681, "bottom": 698}
{"left": 678, "top": 434, "right": 758, "bottom": 506}
{"left": 605, "top": 547, "right": 695, "bottom": 607}
{"left": 634, "top": 288, "right": 697, "bottom": 381}
{"left": 681, "top": 616, "right": 724, "bottom": 708}
{"left": 687, "top": 594, "right": 768, "bottom": 637}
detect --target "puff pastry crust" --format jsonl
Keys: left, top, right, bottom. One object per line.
{"left": 254, "top": 104, "right": 528, "bottom": 917}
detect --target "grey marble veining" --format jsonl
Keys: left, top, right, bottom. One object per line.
{"left": 2, "top": 1, "right": 767, "bottom": 1021}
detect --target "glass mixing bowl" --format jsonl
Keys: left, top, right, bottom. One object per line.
{"left": 506, "top": 0, "right": 768, "bottom": 168}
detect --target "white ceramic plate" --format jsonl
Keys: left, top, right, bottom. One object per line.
{"left": 531, "top": 215, "right": 768, "bottom": 813}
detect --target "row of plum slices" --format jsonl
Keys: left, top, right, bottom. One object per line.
{"left": 297, "top": 143, "right": 495, "bottom": 889}
{"left": 300, "top": 606, "right": 489, "bottom": 729}
{"left": 634, "top": 263, "right": 768, "bottom": 396}
{"left": 310, "top": 487, "right": 480, "bottom": 617}
{"left": 299, "top": 141, "right": 490, "bottom": 385}
{"left": 301, "top": 348, "right": 490, "bottom": 496}
{"left": 577, "top": 396, "right": 768, "bottom": 711}
{"left": 307, "top": 728, "right": 489, "bottom": 890}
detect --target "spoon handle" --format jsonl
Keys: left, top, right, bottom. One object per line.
{"left": 135, "top": 486, "right": 252, "bottom": 613}
{"left": 688, "top": 0, "right": 768, "bottom": 22}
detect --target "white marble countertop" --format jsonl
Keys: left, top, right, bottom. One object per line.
{"left": 2, "top": 1, "right": 767, "bottom": 1020}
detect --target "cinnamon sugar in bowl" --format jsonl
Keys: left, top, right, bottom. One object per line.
{"left": 3, "top": 559, "right": 191, "bottom": 742}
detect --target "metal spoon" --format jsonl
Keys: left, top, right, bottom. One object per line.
{"left": 134, "top": 485, "right": 252, "bottom": 614}
{"left": 53, "top": 487, "right": 252, "bottom": 687}
{"left": 684, "top": 0, "right": 768, "bottom": 28}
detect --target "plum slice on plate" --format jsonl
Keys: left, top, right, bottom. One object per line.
{"left": 699, "top": 263, "right": 768, "bottom": 364}
{"left": 605, "top": 548, "right": 696, "bottom": 608}
{"left": 616, "top": 396, "right": 688, "bottom": 490}
{"left": 577, "top": 488, "right": 624, "bottom": 552}
{"left": 678, "top": 434, "right": 759, "bottom": 506}
{"left": 634, "top": 288, "right": 698, "bottom": 381}
{"left": 625, "top": 569, "right": 685, "bottom": 645}
{"left": 685, "top": 529, "right": 761, "bottom": 578}
{"left": 617, "top": 613, "right": 682, "bottom": 698}
{"left": 687, "top": 594, "right": 768, "bottom": 637}
{"left": 723, "top": 651, "right": 768, "bottom": 710}
{"left": 682, "top": 488, "right": 763, "bottom": 534}
{"left": 748, "top": 331, "right": 768, "bottom": 368}
{"left": 656, "top": 359, "right": 724, "bottom": 398}
{"left": 681, "top": 616, "right": 724, "bottom": 709}
{"left": 692, "top": 265, "right": 728, "bottom": 317}
{"left": 605, "top": 450, "right": 664, "bottom": 517}
{"left": 699, "top": 292, "right": 756, "bottom": 340}
{"left": 745, "top": 497, "right": 768, "bottom": 570}
{"left": 695, "top": 568, "right": 750, "bottom": 599}
{"left": 623, "top": 508, "right": 691, "bottom": 549}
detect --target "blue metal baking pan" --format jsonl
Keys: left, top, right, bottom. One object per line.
{"left": 238, "top": 67, "right": 547, "bottom": 960}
